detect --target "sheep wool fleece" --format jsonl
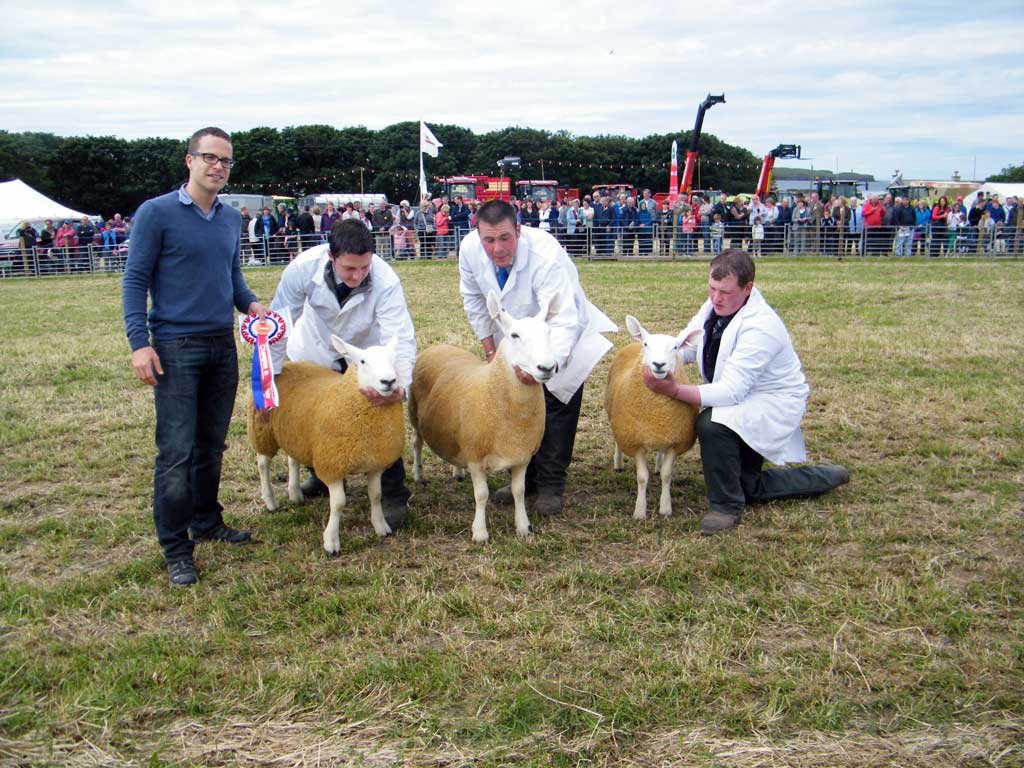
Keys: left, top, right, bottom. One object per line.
{"left": 410, "top": 345, "right": 545, "bottom": 470}
{"left": 247, "top": 361, "right": 404, "bottom": 482}
{"left": 605, "top": 343, "right": 698, "bottom": 458}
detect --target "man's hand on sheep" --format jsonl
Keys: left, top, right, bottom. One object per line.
{"left": 642, "top": 366, "right": 701, "bottom": 406}
{"left": 248, "top": 301, "right": 267, "bottom": 320}
{"left": 361, "top": 386, "right": 406, "bottom": 407}
{"left": 132, "top": 346, "right": 164, "bottom": 386}
{"left": 513, "top": 366, "right": 540, "bottom": 386}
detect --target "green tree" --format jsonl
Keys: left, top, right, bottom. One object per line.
{"left": 987, "top": 163, "right": 1024, "bottom": 182}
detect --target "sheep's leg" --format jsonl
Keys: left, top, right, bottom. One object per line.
{"left": 367, "top": 470, "right": 392, "bottom": 538}
{"left": 510, "top": 463, "right": 533, "bottom": 538}
{"left": 633, "top": 448, "right": 649, "bottom": 520}
{"left": 613, "top": 443, "right": 624, "bottom": 472}
{"left": 658, "top": 448, "right": 676, "bottom": 517}
{"left": 257, "top": 454, "right": 277, "bottom": 511}
{"left": 287, "top": 456, "right": 303, "bottom": 503}
{"left": 412, "top": 426, "right": 424, "bottom": 482}
{"left": 322, "top": 478, "right": 347, "bottom": 555}
{"left": 468, "top": 463, "right": 490, "bottom": 543}
{"left": 452, "top": 465, "right": 466, "bottom": 481}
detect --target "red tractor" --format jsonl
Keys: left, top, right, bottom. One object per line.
{"left": 431, "top": 175, "right": 510, "bottom": 205}
{"left": 516, "top": 180, "right": 581, "bottom": 205}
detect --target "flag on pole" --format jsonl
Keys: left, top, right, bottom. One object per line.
{"left": 420, "top": 121, "right": 442, "bottom": 158}
{"left": 419, "top": 120, "right": 442, "bottom": 199}
{"left": 669, "top": 140, "right": 679, "bottom": 206}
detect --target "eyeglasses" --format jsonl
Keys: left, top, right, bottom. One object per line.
{"left": 190, "top": 152, "right": 236, "bottom": 169}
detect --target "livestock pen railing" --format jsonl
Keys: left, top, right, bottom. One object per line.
{"left": 3, "top": 224, "right": 1022, "bottom": 278}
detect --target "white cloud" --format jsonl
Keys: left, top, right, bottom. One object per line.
{"left": 4, "top": 0, "right": 1022, "bottom": 180}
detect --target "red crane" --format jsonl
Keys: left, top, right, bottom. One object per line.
{"left": 679, "top": 93, "right": 726, "bottom": 195}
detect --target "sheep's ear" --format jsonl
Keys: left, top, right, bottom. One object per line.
{"left": 486, "top": 290, "right": 503, "bottom": 321}
{"left": 487, "top": 290, "right": 511, "bottom": 331}
{"left": 542, "top": 292, "right": 562, "bottom": 321}
{"left": 676, "top": 328, "right": 703, "bottom": 349}
{"left": 625, "top": 315, "right": 646, "bottom": 342}
{"left": 331, "top": 335, "right": 357, "bottom": 361}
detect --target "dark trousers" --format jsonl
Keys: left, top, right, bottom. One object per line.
{"left": 696, "top": 409, "right": 843, "bottom": 517}
{"left": 525, "top": 382, "right": 585, "bottom": 496}
{"left": 152, "top": 334, "right": 238, "bottom": 563}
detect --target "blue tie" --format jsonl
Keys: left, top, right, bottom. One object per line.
{"left": 496, "top": 266, "right": 509, "bottom": 289}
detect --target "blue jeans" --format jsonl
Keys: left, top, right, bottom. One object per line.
{"left": 152, "top": 333, "right": 239, "bottom": 562}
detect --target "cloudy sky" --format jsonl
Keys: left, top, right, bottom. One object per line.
{"left": 7, "top": 0, "right": 1022, "bottom": 183}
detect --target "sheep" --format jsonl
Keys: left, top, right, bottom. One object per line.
{"left": 605, "top": 316, "right": 702, "bottom": 520}
{"left": 247, "top": 336, "right": 406, "bottom": 554}
{"left": 409, "top": 291, "right": 558, "bottom": 543}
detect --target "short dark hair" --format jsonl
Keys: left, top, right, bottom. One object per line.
{"left": 710, "top": 248, "right": 755, "bottom": 287}
{"left": 476, "top": 200, "right": 518, "bottom": 228}
{"left": 187, "top": 126, "right": 231, "bottom": 153}
{"left": 329, "top": 218, "right": 374, "bottom": 257}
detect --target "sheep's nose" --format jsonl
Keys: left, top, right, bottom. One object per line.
{"left": 652, "top": 361, "right": 666, "bottom": 372}
{"left": 380, "top": 378, "right": 396, "bottom": 390}
{"left": 536, "top": 364, "right": 554, "bottom": 375}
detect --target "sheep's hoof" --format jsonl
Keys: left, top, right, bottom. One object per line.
{"left": 659, "top": 508, "right": 673, "bottom": 518}
{"left": 372, "top": 520, "right": 393, "bottom": 538}
{"left": 262, "top": 496, "right": 278, "bottom": 512}
{"left": 633, "top": 511, "right": 648, "bottom": 521}
{"left": 471, "top": 529, "right": 490, "bottom": 544}
{"left": 323, "top": 532, "right": 341, "bottom": 556}
{"left": 517, "top": 525, "right": 533, "bottom": 538}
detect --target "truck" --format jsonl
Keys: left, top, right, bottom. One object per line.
{"left": 516, "top": 180, "right": 580, "bottom": 205}
{"left": 431, "top": 175, "right": 510, "bottom": 204}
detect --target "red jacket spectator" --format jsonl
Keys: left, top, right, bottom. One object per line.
{"left": 55, "top": 222, "right": 79, "bottom": 248}
{"left": 862, "top": 199, "right": 885, "bottom": 229}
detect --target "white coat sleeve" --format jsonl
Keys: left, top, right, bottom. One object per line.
{"left": 698, "top": 325, "right": 783, "bottom": 407}
{"left": 459, "top": 249, "right": 497, "bottom": 341}
{"left": 374, "top": 279, "right": 417, "bottom": 392}
{"left": 532, "top": 258, "right": 578, "bottom": 367}
{"left": 268, "top": 263, "right": 310, "bottom": 374}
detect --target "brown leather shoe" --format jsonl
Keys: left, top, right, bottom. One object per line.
{"left": 700, "top": 511, "right": 740, "bottom": 535}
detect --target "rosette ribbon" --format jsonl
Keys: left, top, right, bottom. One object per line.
{"left": 239, "top": 310, "right": 287, "bottom": 410}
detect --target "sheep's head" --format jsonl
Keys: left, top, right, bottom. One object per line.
{"left": 625, "top": 316, "right": 702, "bottom": 380}
{"left": 330, "top": 335, "right": 400, "bottom": 397}
{"left": 486, "top": 290, "right": 559, "bottom": 384}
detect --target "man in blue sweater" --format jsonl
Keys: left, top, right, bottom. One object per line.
{"left": 123, "top": 126, "right": 266, "bottom": 588}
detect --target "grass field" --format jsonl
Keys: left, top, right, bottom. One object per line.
{"left": 1, "top": 258, "right": 1022, "bottom": 767}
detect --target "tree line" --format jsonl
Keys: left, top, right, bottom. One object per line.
{"left": 0, "top": 123, "right": 772, "bottom": 219}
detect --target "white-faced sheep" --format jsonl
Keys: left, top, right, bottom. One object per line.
{"left": 605, "top": 316, "right": 702, "bottom": 519}
{"left": 247, "top": 336, "right": 406, "bottom": 554}
{"left": 409, "top": 291, "right": 558, "bottom": 543}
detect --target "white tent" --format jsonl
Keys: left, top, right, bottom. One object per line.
{"left": 962, "top": 182, "right": 1024, "bottom": 211}
{"left": 0, "top": 178, "right": 98, "bottom": 234}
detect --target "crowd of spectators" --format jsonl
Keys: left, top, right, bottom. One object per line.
{"left": 15, "top": 214, "right": 131, "bottom": 273}
{"left": 9, "top": 187, "right": 1021, "bottom": 278}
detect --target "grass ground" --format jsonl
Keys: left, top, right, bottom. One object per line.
{"left": 0, "top": 258, "right": 1022, "bottom": 767}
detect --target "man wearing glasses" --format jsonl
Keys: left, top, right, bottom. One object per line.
{"left": 123, "top": 127, "right": 266, "bottom": 587}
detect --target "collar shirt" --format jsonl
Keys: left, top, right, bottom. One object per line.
{"left": 677, "top": 287, "right": 809, "bottom": 464}
{"left": 268, "top": 242, "right": 416, "bottom": 390}
{"left": 177, "top": 184, "right": 222, "bottom": 223}
{"left": 458, "top": 226, "right": 616, "bottom": 403}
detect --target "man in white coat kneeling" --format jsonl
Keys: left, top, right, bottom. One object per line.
{"left": 459, "top": 200, "right": 617, "bottom": 517}
{"left": 268, "top": 219, "right": 417, "bottom": 529}
{"left": 643, "top": 248, "right": 849, "bottom": 534}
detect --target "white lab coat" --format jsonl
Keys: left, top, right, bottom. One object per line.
{"left": 268, "top": 244, "right": 417, "bottom": 391}
{"left": 458, "top": 226, "right": 617, "bottom": 403}
{"left": 679, "top": 287, "right": 809, "bottom": 464}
